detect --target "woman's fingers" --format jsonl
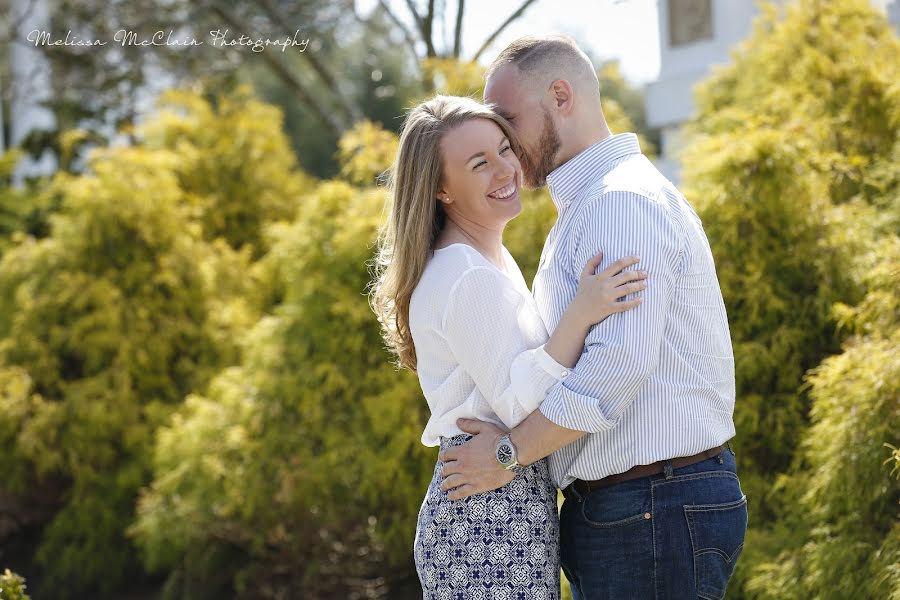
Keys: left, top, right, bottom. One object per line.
{"left": 609, "top": 269, "right": 648, "bottom": 287}
{"left": 615, "top": 281, "right": 648, "bottom": 297}
{"left": 581, "top": 251, "right": 605, "bottom": 279}
{"left": 601, "top": 255, "right": 641, "bottom": 277}
{"left": 609, "top": 297, "right": 643, "bottom": 313}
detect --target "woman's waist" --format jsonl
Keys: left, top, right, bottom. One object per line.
{"left": 421, "top": 400, "right": 507, "bottom": 446}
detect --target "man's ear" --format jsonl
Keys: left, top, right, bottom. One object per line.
{"left": 549, "top": 79, "right": 574, "bottom": 114}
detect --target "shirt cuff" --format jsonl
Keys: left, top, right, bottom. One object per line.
{"left": 538, "top": 384, "right": 620, "bottom": 433}
{"left": 532, "top": 344, "right": 573, "bottom": 380}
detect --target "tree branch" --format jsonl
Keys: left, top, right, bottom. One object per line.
{"left": 377, "top": 0, "right": 421, "bottom": 58}
{"left": 256, "top": 0, "right": 362, "bottom": 124}
{"left": 471, "top": 0, "right": 538, "bottom": 62}
{"left": 423, "top": 0, "right": 437, "bottom": 57}
{"left": 453, "top": 0, "right": 464, "bottom": 58}
{"left": 405, "top": 0, "right": 436, "bottom": 57}
{"left": 207, "top": 3, "right": 347, "bottom": 136}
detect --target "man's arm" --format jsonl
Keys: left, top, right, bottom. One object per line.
{"left": 440, "top": 191, "right": 681, "bottom": 500}
{"left": 534, "top": 191, "right": 681, "bottom": 434}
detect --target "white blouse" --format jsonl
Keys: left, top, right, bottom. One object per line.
{"left": 409, "top": 243, "right": 571, "bottom": 447}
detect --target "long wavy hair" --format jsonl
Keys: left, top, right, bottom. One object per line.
{"left": 369, "top": 95, "right": 521, "bottom": 371}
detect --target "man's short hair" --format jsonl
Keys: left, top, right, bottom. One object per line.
{"left": 485, "top": 34, "right": 599, "bottom": 92}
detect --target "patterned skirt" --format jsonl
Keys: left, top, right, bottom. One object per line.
{"left": 413, "top": 434, "right": 561, "bottom": 600}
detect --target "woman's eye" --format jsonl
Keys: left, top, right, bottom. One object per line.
{"left": 500, "top": 145, "right": 511, "bottom": 154}
{"left": 473, "top": 160, "right": 487, "bottom": 170}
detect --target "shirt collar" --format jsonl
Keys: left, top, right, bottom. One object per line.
{"left": 545, "top": 132, "right": 642, "bottom": 213}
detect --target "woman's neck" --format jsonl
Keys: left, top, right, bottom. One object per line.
{"left": 436, "top": 220, "right": 505, "bottom": 268}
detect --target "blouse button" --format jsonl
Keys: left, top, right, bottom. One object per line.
{"left": 560, "top": 370, "right": 569, "bottom": 378}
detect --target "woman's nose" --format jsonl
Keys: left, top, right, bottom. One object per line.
{"left": 497, "top": 158, "right": 515, "bottom": 181}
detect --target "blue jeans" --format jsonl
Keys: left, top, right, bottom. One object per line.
{"left": 560, "top": 446, "right": 747, "bottom": 600}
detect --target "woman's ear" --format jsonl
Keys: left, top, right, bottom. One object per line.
{"left": 436, "top": 188, "right": 453, "bottom": 204}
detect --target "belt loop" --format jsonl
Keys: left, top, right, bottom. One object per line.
{"left": 663, "top": 460, "right": 674, "bottom": 479}
{"left": 716, "top": 450, "right": 724, "bottom": 464}
{"left": 567, "top": 482, "right": 584, "bottom": 503}
{"left": 726, "top": 440, "right": 735, "bottom": 456}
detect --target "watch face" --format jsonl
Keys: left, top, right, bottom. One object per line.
{"left": 497, "top": 443, "right": 513, "bottom": 465}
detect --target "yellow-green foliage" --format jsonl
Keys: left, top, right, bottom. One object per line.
{"left": 336, "top": 120, "right": 399, "bottom": 186}
{"left": 0, "top": 569, "right": 31, "bottom": 600}
{"left": 0, "top": 145, "right": 221, "bottom": 597}
{"left": 138, "top": 85, "right": 312, "bottom": 259}
{"left": 681, "top": 0, "right": 900, "bottom": 597}
{"left": 747, "top": 235, "right": 900, "bottom": 599}
{"left": 0, "top": 86, "right": 313, "bottom": 598}
{"left": 130, "top": 178, "right": 433, "bottom": 599}
{"left": 421, "top": 57, "right": 486, "bottom": 99}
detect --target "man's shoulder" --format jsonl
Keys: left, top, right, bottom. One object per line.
{"left": 587, "top": 154, "right": 670, "bottom": 202}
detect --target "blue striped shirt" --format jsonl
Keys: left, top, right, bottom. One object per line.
{"left": 532, "top": 133, "right": 736, "bottom": 489}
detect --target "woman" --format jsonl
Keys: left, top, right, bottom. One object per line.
{"left": 369, "top": 95, "right": 647, "bottom": 598}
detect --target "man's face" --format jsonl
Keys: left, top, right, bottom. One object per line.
{"left": 484, "top": 65, "right": 561, "bottom": 189}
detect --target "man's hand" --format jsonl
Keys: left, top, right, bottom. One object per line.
{"left": 438, "top": 418, "right": 514, "bottom": 500}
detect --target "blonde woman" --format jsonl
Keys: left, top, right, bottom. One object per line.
{"left": 369, "top": 95, "right": 647, "bottom": 598}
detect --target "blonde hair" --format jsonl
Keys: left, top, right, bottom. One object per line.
{"left": 369, "top": 95, "right": 521, "bottom": 371}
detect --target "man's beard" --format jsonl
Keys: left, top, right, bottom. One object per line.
{"left": 521, "top": 108, "right": 561, "bottom": 189}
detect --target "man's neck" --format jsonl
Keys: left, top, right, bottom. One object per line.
{"left": 554, "top": 123, "right": 613, "bottom": 172}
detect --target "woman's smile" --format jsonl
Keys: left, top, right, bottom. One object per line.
{"left": 487, "top": 180, "right": 518, "bottom": 200}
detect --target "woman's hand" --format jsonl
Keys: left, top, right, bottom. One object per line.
{"left": 572, "top": 252, "right": 647, "bottom": 326}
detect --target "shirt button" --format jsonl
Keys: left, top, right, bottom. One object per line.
{"left": 560, "top": 370, "right": 569, "bottom": 378}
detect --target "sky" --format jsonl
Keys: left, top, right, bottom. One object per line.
{"left": 356, "top": 0, "right": 662, "bottom": 84}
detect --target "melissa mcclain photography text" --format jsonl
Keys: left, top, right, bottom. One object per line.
{"left": 25, "top": 28, "right": 311, "bottom": 52}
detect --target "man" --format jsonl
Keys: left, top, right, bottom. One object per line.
{"left": 438, "top": 35, "right": 747, "bottom": 599}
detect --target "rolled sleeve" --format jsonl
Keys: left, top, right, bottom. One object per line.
{"left": 539, "top": 190, "right": 681, "bottom": 433}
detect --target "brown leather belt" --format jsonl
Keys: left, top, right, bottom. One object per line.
{"left": 561, "top": 444, "right": 730, "bottom": 502}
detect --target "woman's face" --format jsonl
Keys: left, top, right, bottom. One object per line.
{"left": 436, "top": 118, "right": 523, "bottom": 231}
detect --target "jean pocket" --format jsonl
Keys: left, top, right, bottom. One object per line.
{"left": 580, "top": 482, "right": 652, "bottom": 529}
{"left": 684, "top": 494, "right": 748, "bottom": 600}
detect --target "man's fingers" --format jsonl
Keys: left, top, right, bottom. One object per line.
{"left": 456, "top": 418, "right": 483, "bottom": 435}
{"left": 440, "top": 474, "right": 466, "bottom": 492}
{"left": 440, "top": 460, "right": 460, "bottom": 478}
{"left": 447, "top": 484, "right": 477, "bottom": 501}
{"left": 439, "top": 448, "right": 459, "bottom": 463}
{"left": 602, "top": 255, "right": 641, "bottom": 277}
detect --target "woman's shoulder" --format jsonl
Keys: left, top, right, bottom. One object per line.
{"left": 412, "top": 245, "right": 506, "bottom": 306}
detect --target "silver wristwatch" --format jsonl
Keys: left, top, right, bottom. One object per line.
{"left": 495, "top": 433, "right": 527, "bottom": 475}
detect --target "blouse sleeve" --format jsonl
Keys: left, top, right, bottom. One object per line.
{"left": 441, "top": 265, "right": 572, "bottom": 429}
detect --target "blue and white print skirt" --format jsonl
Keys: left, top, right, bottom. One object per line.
{"left": 414, "top": 434, "right": 561, "bottom": 600}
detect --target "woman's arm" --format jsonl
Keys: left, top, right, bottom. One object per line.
{"left": 544, "top": 253, "right": 647, "bottom": 368}
{"left": 441, "top": 255, "right": 646, "bottom": 430}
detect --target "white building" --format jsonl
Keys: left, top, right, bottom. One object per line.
{"left": 646, "top": 0, "right": 900, "bottom": 183}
